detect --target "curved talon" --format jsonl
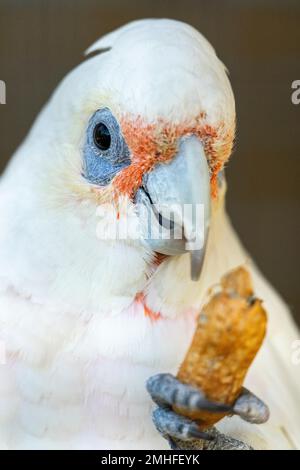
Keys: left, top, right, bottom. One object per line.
{"left": 147, "top": 373, "right": 269, "bottom": 424}
{"left": 152, "top": 407, "right": 253, "bottom": 450}
{"left": 147, "top": 373, "right": 231, "bottom": 414}
{"left": 152, "top": 407, "right": 213, "bottom": 442}
{"left": 233, "top": 387, "right": 270, "bottom": 424}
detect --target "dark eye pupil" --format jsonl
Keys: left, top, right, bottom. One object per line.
{"left": 93, "top": 123, "right": 111, "bottom": 151}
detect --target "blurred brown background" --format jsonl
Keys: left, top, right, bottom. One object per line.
{"left": 0, "top": 0, "right": 299, "bottom": 324}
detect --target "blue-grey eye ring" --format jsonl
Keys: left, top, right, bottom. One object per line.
{"left": 87, "top": 108, "right": 127, "bottom": 165}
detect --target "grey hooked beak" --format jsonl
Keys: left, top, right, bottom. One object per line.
{"left": 136, "top": 136, "right": 211, "bottom": 281}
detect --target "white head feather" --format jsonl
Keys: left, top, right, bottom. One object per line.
{"left": 0, "top": 19, "right": 235, "bottom": 316}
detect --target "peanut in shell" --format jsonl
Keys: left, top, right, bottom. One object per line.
{"left": 175, "top": 267, "right": 267, "bottom": 428}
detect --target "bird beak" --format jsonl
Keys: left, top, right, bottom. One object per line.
{"left": 136, "top": 136, "right": 211, "bottom": 281}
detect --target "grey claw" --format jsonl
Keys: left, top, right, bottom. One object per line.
{"left": 147, "top": 374, "right": 268, "bottom": 450}
{"left": 233, "top": 387, "right": 270, "bottom": 424}
{"left": 152, "top": 407, "right": 212, "bottom": 442}
{"left": 147, "top": 373, "right": 231, "bottom": 414}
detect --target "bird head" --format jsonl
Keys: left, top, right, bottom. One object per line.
{"left": 2, "top": 19, "right": 235, "bottom": 313}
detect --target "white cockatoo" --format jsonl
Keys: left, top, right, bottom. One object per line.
{"left": 0, "top": 19, "right": 299, "bottom": 450}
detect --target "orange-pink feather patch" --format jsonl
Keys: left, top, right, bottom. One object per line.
{"left": 113, "top": 113, "right": 234, "bottom": 199}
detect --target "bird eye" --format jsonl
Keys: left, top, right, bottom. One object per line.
{"left": 93, "top": 122, "right": 111, "bottom": 151}
{"left": 83, "top": 108, "right": 131, "bottom": 186}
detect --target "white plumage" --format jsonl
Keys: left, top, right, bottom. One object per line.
{"left": 0, "top": 19, "right": 299, "bottom": 450}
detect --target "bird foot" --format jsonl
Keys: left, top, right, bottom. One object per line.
{"left": 146, "top": 373, "right": 269, "bottom": 450}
